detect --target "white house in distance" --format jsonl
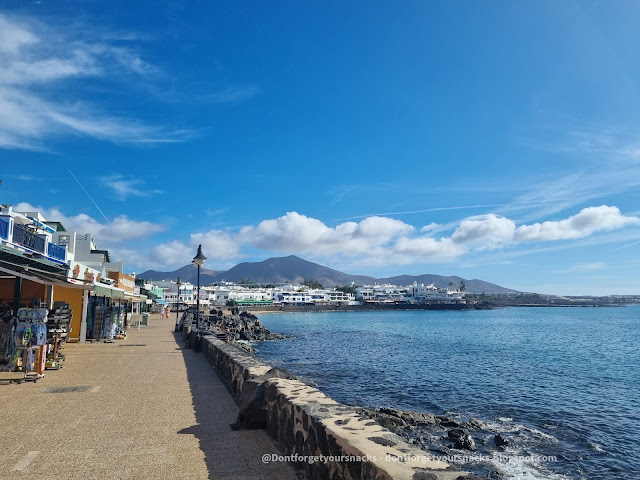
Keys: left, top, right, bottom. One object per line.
{"left": 408, "top": 282, "right": 464, "bottom": 303}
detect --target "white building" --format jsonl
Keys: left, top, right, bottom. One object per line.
{"left": 356, "top": 284, "right": 407, "bottom": 303}
{"left": 409, "top": 282, "right": 464, "bottom": 303}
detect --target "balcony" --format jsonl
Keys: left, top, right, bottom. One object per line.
{"left": 47, "top": 243, "right": 67, "bottom": 262}
{"left": 12, "top": 224, "right": 45, "bottom": 253}
{"left": 0, "top": 217, "right": 8, "bottom": 240}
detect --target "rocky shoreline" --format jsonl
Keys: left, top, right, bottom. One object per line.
{"left": 184, "top": 309, "right": 537, "bottom": 479}
{"left": 179, "top": 307, "right": 287, "bottom": 343}
{"left": 357, "top": 407, "right": 534, "bottom": 479}
{"left": 243, "top": 302, "right": 491, "bottom": 313}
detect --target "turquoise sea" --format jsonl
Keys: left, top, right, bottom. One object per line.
{"left": 255, "top": 306, "right": 640, "bottom": 480}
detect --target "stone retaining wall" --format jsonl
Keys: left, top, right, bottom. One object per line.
{"left": 197, "top": 334, "right": 474, "bottom": 480}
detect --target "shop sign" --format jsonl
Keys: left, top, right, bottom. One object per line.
{"left": 84, "top": 268, "right": 95, "bottom": 282}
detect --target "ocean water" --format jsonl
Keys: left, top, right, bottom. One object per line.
{"left": 255, "top": 307, "right": 640, "bottom": 480}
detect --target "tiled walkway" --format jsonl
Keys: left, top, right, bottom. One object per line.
{"left": 0, "top": 314, "right": 298, "bottom": 480}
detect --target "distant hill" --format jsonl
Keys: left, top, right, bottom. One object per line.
{"left": 376, "top": 274, "right": 517, "bottom": 294}
{"left": 137, "top": 264, "right": 223, "bottom": 285}
{"left": 138, "top": 255, "right": 517, "bottom": 293}
{"left": 216, "top": 255, "right": 375, "bottom": 286}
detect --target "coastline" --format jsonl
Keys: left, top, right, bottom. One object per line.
{"left": 247, "top": 307, "right": 638, "bottom": 480}
{"left": 193, "top": 331, "right": 475, "bottom": 480}
{"left": 240, "top": 300, "right": 631, "bottom": 314}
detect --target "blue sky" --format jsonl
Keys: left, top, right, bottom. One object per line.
{"left": 1, "top": 1, "right": 640, "bottom": 295}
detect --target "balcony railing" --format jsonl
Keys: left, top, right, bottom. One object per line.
{"left": 0, "top": 217, "right": 8, "bottom": 240}
{"left": 47, "top": 243, "right": 67, "bottom": 262}
{"left": 12, "top": 224, "right": 45, "bottom": 253}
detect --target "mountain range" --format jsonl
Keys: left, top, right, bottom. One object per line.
{"left": 138, "top": 255, "right": 517, "bottom": 294}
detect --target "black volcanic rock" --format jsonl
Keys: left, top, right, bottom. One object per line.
{"left": 494, "top": 434, "right": 509, "bottom": 447}
{"left": 448, "top": 428, "right": 477, "bottom": 451}
{"left": 178, "top": 308, "right": 284, "bottom": 341}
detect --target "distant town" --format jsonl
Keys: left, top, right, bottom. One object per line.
{"left": 143, "top": 278, "right": 467, "bottom": 308}
{"left": 142, "top": 277, "right": 639, "bottom": 310}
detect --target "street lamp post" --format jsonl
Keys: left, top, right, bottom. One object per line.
{"left": 192, "top": 244, "right": 207, "bottom": 351}
{"left": 175, "top": 277, "right": 182, "bottom": 332}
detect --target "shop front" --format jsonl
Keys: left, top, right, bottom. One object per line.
{"left": 0, "top": 245, "right": 71, "bottom": 379}
{"left": 52, "top": 261, "right": 100, "bottom": 343}
{"left": 86, "top": 283, "right": 126, "bottom": 341}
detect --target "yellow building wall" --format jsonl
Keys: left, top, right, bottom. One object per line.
{"left": 52, "top": 286, "right": 84, "bottom": 342}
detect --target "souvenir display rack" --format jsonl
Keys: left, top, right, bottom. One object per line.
{"left": 13, "top": 306, "right": 48, "bottom": 381}
{"left": 46, "top": 302, "right": 71, "bottom": 369}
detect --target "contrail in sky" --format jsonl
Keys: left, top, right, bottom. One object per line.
{"left": 68, "top": 169, "right": 110, "bottom": 222}
{"left": 615, "top": 240, "right": 640, "bottom": 251}
{"left": 337, "top": 203, "right": 508, "bottom": 221}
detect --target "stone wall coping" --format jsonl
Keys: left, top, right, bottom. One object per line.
{"left": 200, "top": 335, "right": 465, "bottom": 480}
{"left": 268, "top": 377, "right": 453, "bottom": 480}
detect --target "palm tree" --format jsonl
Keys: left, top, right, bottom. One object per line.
{"left": 458, "top": 280, "right": 466, "bottom": 293}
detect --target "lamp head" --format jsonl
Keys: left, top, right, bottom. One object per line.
{"left": 193, "top": 244, "right": 207, "bottom": 266}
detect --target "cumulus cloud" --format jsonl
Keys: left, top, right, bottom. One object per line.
{"left": 13, "top": 202, "right": 166, "bottom": 247}
{"left": 152, "top": 206, "right": 639, "bottom": 269}
{"left": 148, "top": 241, "right": 192, "bottom": 269}
{"left": 238, "top": 212, "right": 413, "bottom": 255}
{"left": 420, "top": 222, "right": 439, "bottom": 233}
{"left": 393, "top": 237, "right": 463, "bottom": 258}
{"left": 190, "top": 230, "right": 241, "bottom": 261}
{"left": 9, "top": 203, "right": 639, "bottom": 270}
{"left": 451, "top": 214, "right": 516, "bottom": 249}
{"left": 514, "top": 206, "right": 640, "bottom": 242}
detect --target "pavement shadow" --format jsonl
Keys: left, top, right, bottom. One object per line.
{"left": 173, "top": 331, "right": 300, "bottom": 480}
{"left": 173, "top": 330, "right": 234, "bottom": 479}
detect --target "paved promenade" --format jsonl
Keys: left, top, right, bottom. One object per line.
{"left": 0, "top": 314, "right": 298, "bottom": 480}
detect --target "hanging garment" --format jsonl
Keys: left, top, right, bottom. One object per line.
{"left": 14, "top": 322, "right": 31, "bottom": 347}
{"left": 34, "top": 323, "right": 47, "bottom": 345}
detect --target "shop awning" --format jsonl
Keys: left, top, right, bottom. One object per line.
{"left": 65, "top": 277, "right": 94, "bottom": 290}
{"left": 0, "top": 244, "right": 69, "bottom": 285}
{"left": 124, "top": 292, "right": 145, "bottom": 302}
{"left": 93, "top": 284, "right": 125, "bottom": 298}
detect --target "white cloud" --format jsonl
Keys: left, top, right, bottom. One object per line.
{"left": 101, "top": 176, "right": 162, "bottom": 200}
{"left": 393, "top": 237, "right": 463, "bottom": 259}
{"left": 9, "top": 202, "right": 639, "bottom": 271}
{"left": 12, "top": 202, "right": 166, "bottom": 247}
{"left": 451, "top": 214, "right": 516, "bottom": 249}
{"left": 190, "top": 230, "right": 241, "bottom": 261}
{"left": 140, "top": 206, "right": 640, "bottom": 269}
{"left": 0, "top": 13, "right": 185, "bottom": 150}
{"left": 352, "top": 216, "right": 414, "bottom": 241}
{"left": 420, "top": 222, "right": 439, "bottom": 233}
{"left": 238, "top": 212, "right": 413, "bottom": 255}
{"left": 148, "top": 241, "right": 192, "bottom": 269}
{"left": 514, "top": 206, "right": 639, "bottom": 242}
{"left": 0, "top": 15, "right": 37, "bottom": 55}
